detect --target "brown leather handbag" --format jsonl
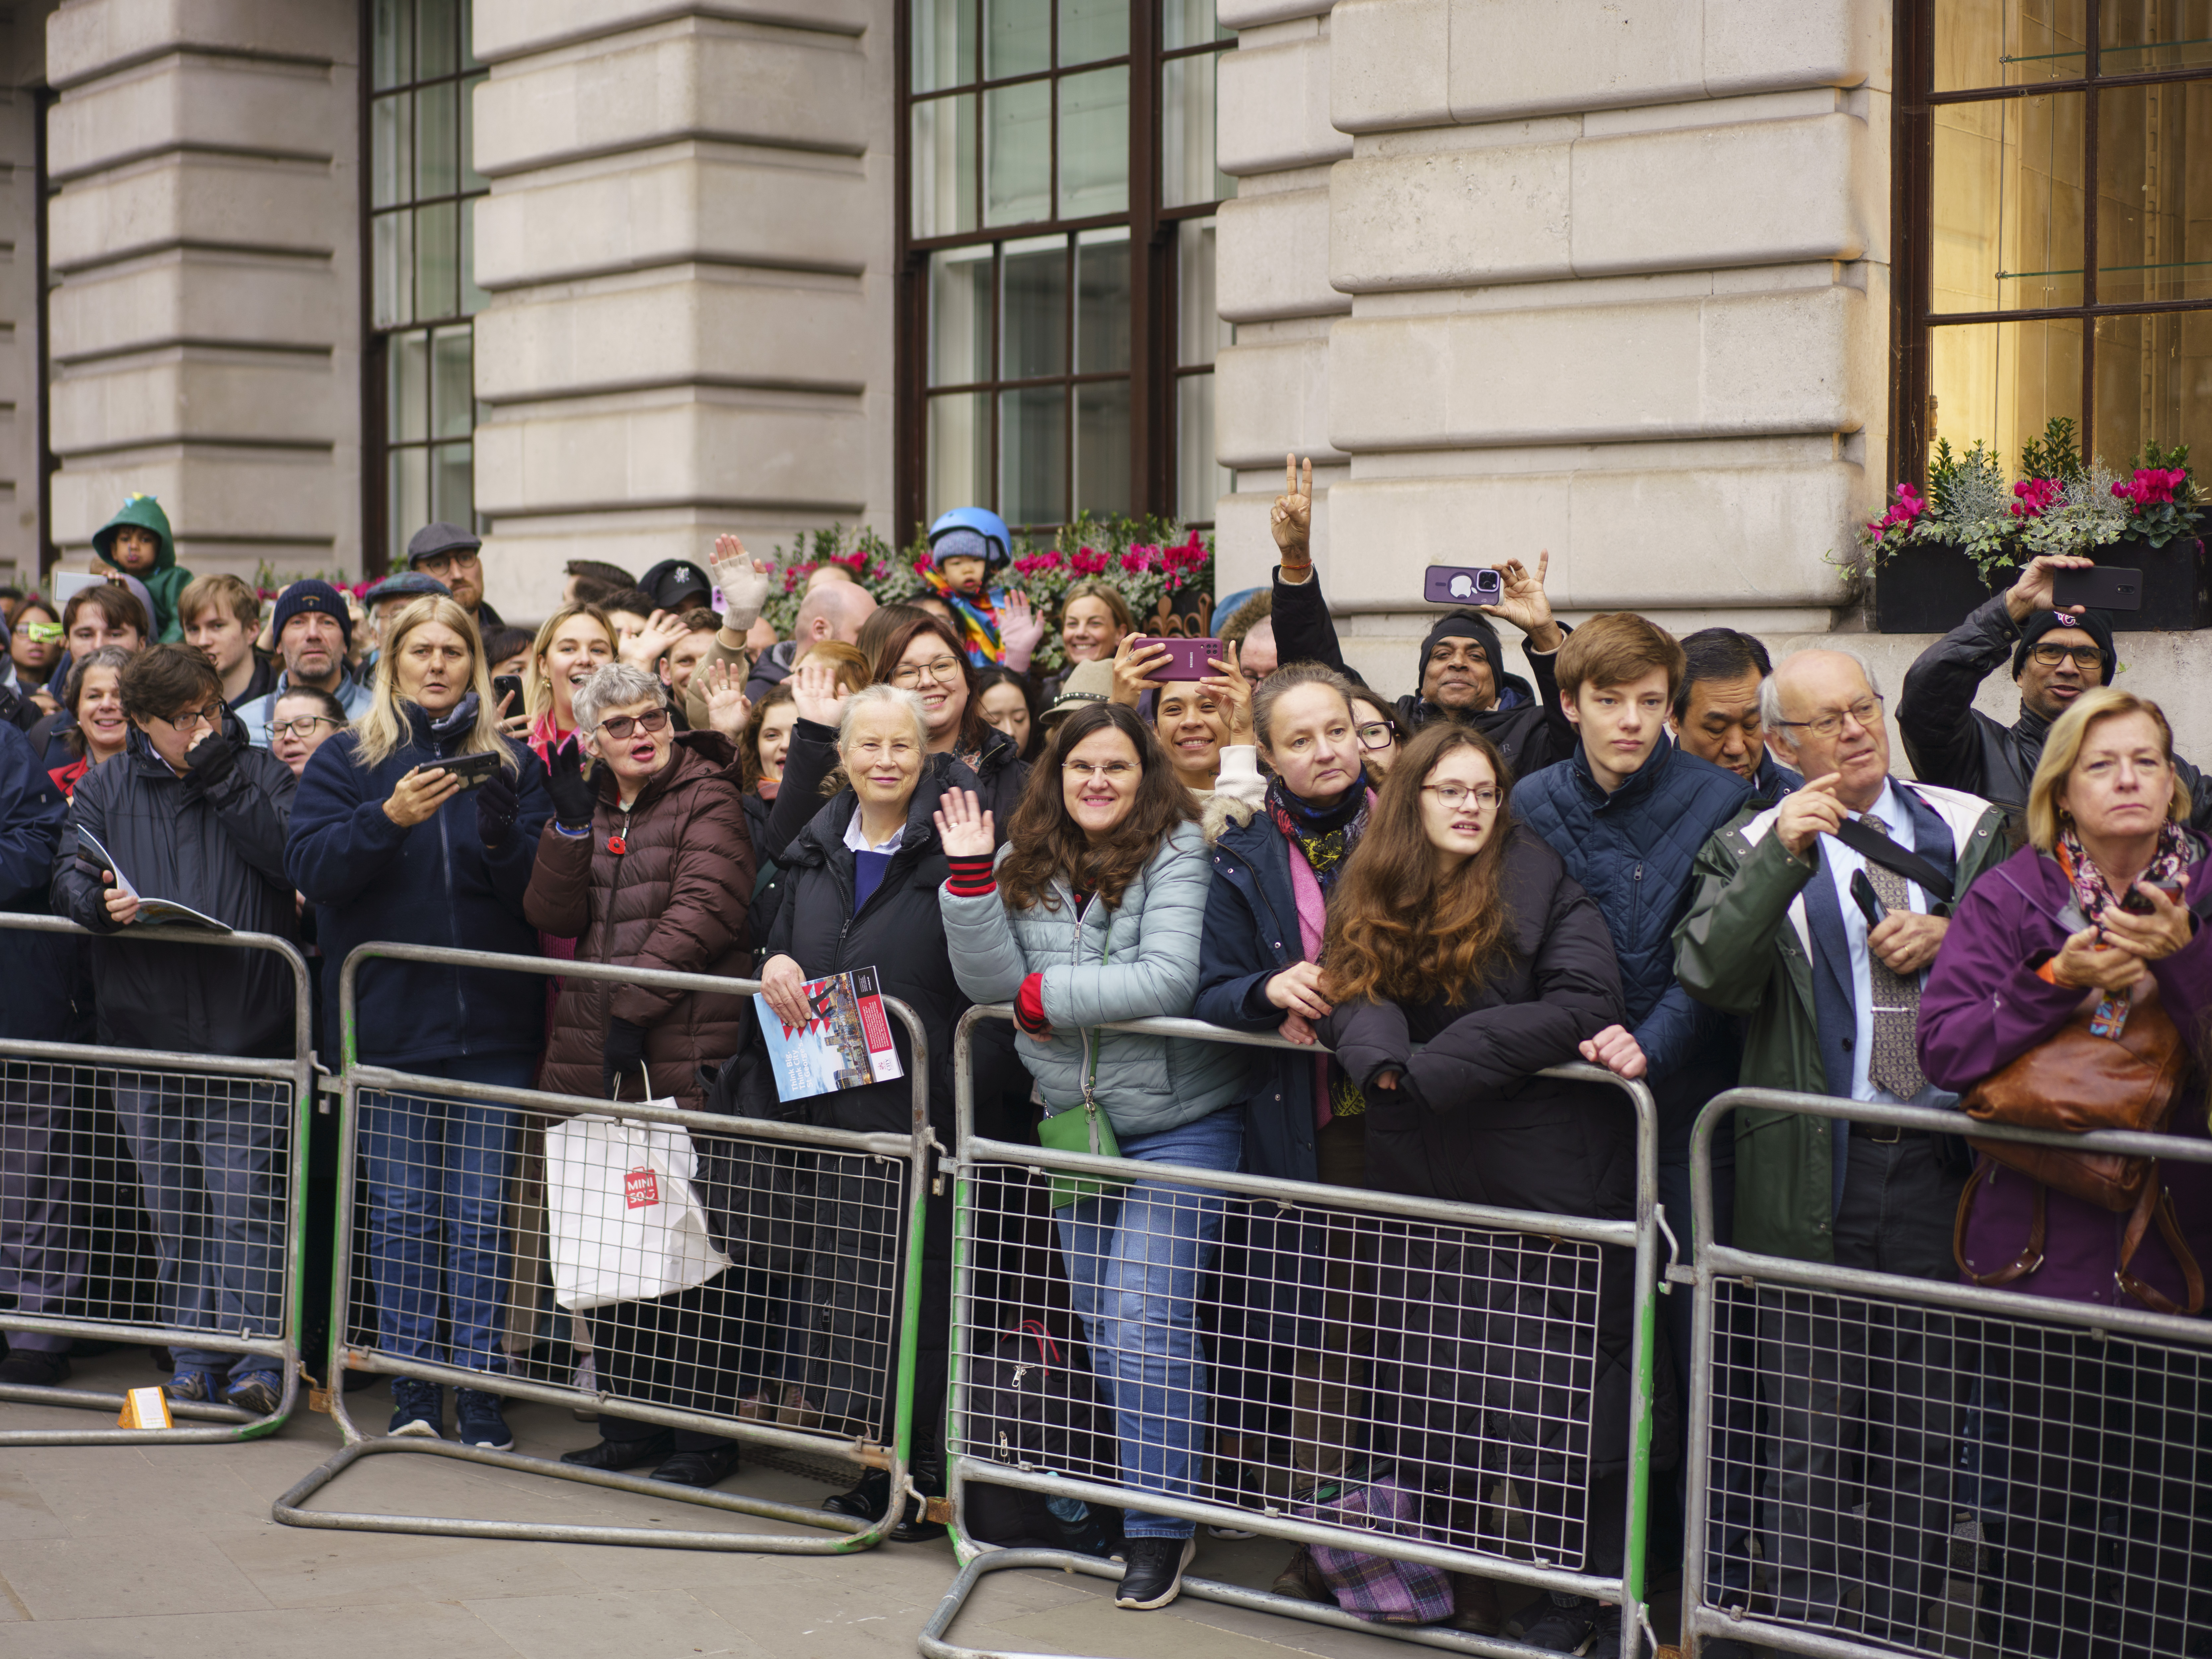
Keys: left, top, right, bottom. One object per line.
{"left": 1954, "top": 979, "right": 2205, "bottom": 1315}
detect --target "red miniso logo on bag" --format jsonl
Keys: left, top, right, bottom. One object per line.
{"left": 623, "top": 1167, "right": 659, "bottom": 1209}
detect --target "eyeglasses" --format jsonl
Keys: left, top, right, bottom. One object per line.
{"left": 19, "top": 622, "right": 61, "bottom": 642}
{"left": 1423, "top": 783, "right": 1501, "bottom": 810}
{"left": 892, "top": 655, "right": 965, "bottom": 687}
{"left": 2029, "top": 643, "right": 2104, "bottom": 671}
{"left": 1356, "top": 720, "right": 1398, "bottom": 751}
{"left": 1776, "top": 693, "right": 1884, "bottom": 740}
{"left": 1064, "top": 760, "right": 1135, "bottom": 781}
{"left": 414, "top": 550, "right": 480, "bottom": 577}
{"left": 160, "top": 705, "right": 224, "bottom": 734}
{"left": 271, "top": 715, "right": 339, "bottom": 740}
{"left": 595, "top": 708, "right": 672, "bottom": 740}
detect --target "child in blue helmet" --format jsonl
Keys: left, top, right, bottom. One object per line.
{"left": 923, "top": 508, "right": 1042, "bottom": 671}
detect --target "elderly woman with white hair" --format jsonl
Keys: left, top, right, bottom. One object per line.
{"left": 521, "top": 661, "right": 759, "bottom": 1488}
{"left": 753, "top": 682, "right": 973, "bottom": 1541}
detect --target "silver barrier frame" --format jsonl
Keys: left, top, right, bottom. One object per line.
{"left": 272, "top": 940, "right": 937, "bottom": 1554}
{"left": 0, "top": 911, "right": 316, "bottom": 1444}
{"left": 1679, "top": 1088, "right": 2212, "bottom": 1659}
{"left": 921, "top": 1004, "right": 1665, "bottom": 1659}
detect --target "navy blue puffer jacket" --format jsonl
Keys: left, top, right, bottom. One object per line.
{"left": 1512, "top": 736, "right": 1751, "bottom": 1087}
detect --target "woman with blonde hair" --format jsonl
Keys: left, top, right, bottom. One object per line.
{"left": 524, "top": 601, "right": 616, "bottom": 759}
{"left": 287, "top": 595, "right": 553, "bottom": 1453}
{"left": 1919, "top": 685, "right": 2212, "bottom": 1654}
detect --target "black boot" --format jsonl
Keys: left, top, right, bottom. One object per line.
{"left": 560, "top": 1430, "right": 675, "bottom": 1472}
{"left": 888, "top": 1457, "right": 945, "bottom": 1543}
{"left": 821, "top": 1467, "right": 891, "bottom": 1519}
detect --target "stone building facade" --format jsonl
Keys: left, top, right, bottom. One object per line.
{"left": 13, "top": 0, "right": 2212, "bottom": 743}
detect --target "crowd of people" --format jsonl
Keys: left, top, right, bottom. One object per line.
{"left": 0, "top": 471, "right": 2208, "bottom": 1656}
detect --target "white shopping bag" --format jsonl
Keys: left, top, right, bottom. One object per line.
{"left": 544, "top": 1112, "right": 731, "bottom": 1312}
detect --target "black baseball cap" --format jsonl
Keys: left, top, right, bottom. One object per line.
{"left": 641, "top": 558, "right": 713, "bottom": 612}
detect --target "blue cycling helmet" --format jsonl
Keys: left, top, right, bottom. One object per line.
{"left": 927, "top": 506, "right": 1012, "bottom": 570}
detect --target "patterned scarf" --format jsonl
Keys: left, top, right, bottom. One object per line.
{"left": 921, "top": 564, "right": 1004, "bottom": 667}
{"left": 1267, "top": 772, "right": 1372, "bottom": 895}
{"left": 2057, "top": 818, "right": 2193, "bottom": 922}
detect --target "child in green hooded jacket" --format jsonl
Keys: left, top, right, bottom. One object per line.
{"left": 94, "top": 494, "right": 192, "bottom": 643}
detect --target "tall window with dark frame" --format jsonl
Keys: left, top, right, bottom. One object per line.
{"left": 367, "top": 0, "right": 488, "bottom": 571}
{"left": 903, "top": 1, "right": 1233, "bottom": 536}
{"left": 1898, "top": 1, "right": 2212, "bottom": 486}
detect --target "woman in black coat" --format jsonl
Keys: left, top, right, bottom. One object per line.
{"left": 1317, "top": 721, "right": 1638, "bottom": 1657}
{"left": 753, "top": 683, "right": 972, "bottom": 1541}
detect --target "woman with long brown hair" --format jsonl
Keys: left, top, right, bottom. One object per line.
{"left": 1318, "top": 720, "right": 1633, "bottom": 1656}
{"left": 936, "top": 700, "right": 1251, "bottom": 1612}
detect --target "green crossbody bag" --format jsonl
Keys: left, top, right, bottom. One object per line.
{"left": 1037, "top": 918, "right": 1129, "bottom": 1211}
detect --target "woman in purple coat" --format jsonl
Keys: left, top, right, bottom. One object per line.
{"left": 1918, "top": 685, "right": 2212, "bottom": 1659}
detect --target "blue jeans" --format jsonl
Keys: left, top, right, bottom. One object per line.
{"left": 1056, "top": 1106, "right": 1243, "bottom": 1540}
{"left": 113, "top": 1074, "right": 288, "bottom": 1377}
{"left": 358, "top": 1053, "right": 529, "bottom": 1372}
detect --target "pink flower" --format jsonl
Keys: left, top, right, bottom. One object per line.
{"left": 2010, "top": 478, "right": 2061, "bottom": 520}
{"left": 1120, "top": 544, "right": 1160, "bottom": 573}
{"left": 1013, "top": 552, "right": 1062, "bottom": 576}
{"left": 1069, "top": 546, "right": 1107, "bottom": 575}
{"left": 1865, "top": 481, "right": 1926, "bottom": 538}
{"left": 2113, "top": 466, "right": 2188, "bottom": 508}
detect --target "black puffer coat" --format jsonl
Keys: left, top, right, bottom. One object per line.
{"left": 754, "top": 715, "right": 1027, "bottom": 866}
{"left": 52, "top": 717, "right": 299, "bottom": 1056}
{"left": 1319, "top": 827, "right": 1666, "bottom": 1498}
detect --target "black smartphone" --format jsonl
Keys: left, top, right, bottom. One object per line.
{"left": 1849, "top": 870, "right": 1886, "bottom": 929}
{"left": 2119, "top": 876, "right": 2185, "bottom": 916}
{"left": 493, "top": 673, "right": 525, "bottom": 714}
{"left": 2051, "top": 564, "right": 2143, "bottom": 612}
{"left": 1424, "top": 564, "right": 1504, "bottom": 606}
{"left": 418, "top": 750, "right": 502, "bottom": 791}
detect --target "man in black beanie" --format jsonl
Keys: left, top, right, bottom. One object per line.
{"left": 1260, "top": 454, "right": 1576, "bottom": 778}
{"left": 1898, "top": 552, "right": 2212, "bottom": 824}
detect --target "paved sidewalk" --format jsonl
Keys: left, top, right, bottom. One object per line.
{"left": 0, "top": 1345, "right": 1450, "bottom": 1659}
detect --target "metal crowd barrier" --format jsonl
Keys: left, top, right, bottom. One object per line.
{"left": 922, "top": 1004, "right": 1666, "bottom": 1659}
{"left": 0, "top": 912, "right": 315, "bottom": 1443}
{"left": 273, "top": 941, "right": 936, "bottom": 1553}
{"left": 1680, "top": 1089, "right": 2212, "bottom": 1659}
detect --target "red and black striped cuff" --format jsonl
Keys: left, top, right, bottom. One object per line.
{"left": 944, "top": 853, "right": 997, "bottom": 898}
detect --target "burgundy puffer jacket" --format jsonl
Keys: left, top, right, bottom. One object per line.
{"left": 524, "top": 732, "right": 756, "bottom": 1110}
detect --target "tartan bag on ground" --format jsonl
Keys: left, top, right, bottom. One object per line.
{"left": 1302, "top": 1470, "right": 1456, "bottom": 1623}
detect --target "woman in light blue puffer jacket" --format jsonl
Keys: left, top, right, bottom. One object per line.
{"left": 936, "top": 700, "right": 1249, "bottom": 1612}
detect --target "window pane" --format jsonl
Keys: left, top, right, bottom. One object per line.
{"left": 433, "top": 441, "right": 473, "bottom": 528}
{"left": 461, "top": 204, "right": 487, "bottom": 315}
{"left": 1057, "top": 66, "right": 1128, "bottom": 219}
{"left": 390, "top": 446, "right": 429, "bottom": 564}
{"left": 1002, "top": 235, "right": 1068, "bottom": 379}
{"left": 1931, "top": 92, "right": 2084, "bottom": 313}
{"left": 418, "top": 0, "right": 458, "bottom": 78}
{"left": 1162, "top": 51, "right": 1231, "bottom": 209}
{"left": 1933, "top": 0, "right": 2087, "bottom": 92}
{"left": 911, "top": 95, "right": 979, "bottom": 238}
{"left": 1177, "top": 371, "right": 1228, "bottom": 523}
{"left": 2101, "top": 0, "right": 2212, "bottom": 72}
{"left": 462, "top": 72, "right": 487, "bottom": 192}
{"left": 417, "top": 201, "right": 460, "bottom": 320}
{"left": 1076, "top": 228, "right": 1129, "bottom": 373}
{"left": 1059, "top": 0, "right": 1127, "bottom": 65}
{"left": 2095, "top": 310, "right": 2212, "bottom": 465}
{"left": 1076, "top": 378, "right": 1130, "bottom": 515}
{"left": 1001, "top": 385, "right": 1067, "bottom": 524}
{"left": 913, "top": 0, "right": 979, "bottom": 91}
{"left": 931, "top": 246, "right": 994, "bottom": 385}
{"left": 1178, "top": 218, "right": 1229, "bottom": 368}
{"left": 986, "top": 81, "right": 1051, "bottom": 226}
{"left": 1164, "top": 0, "right": 1231, "bottom": 48}
{"left": 417, "top": 79, "right": 458, "bottom": 199}
{"left": 371, "top": 93, "right": 412, "bottom": 210}
{"left": 986, "top": 0, "right": 1049, "bottom": 78}
{"left": 1927, "top": 317, "right": 2084, "bottom": 473}
{"left": 929, "top": 392, "right": 992, "bottom": 519}
{"left": 432, "top": 325, "right": 472, "bottom": 438}
{"left": 372, "top": 0, "right": 413, "bottom": 92}
{"left": 2096, "top": 83, "right": 2212, "bottom": 307}
{"left": 390, "top": 330, "right": 429, "bottom": 443}
{"left": 373, "top": 210, "right": 414, "bottom": 328}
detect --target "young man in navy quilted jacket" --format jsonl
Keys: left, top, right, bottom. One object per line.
{"left": 1508, "top": 612, "right": 1755, "bottom": 1657}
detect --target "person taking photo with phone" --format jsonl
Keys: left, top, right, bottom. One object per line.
{"left": 286, "top": 595, "right": 552, "bottom": 1453}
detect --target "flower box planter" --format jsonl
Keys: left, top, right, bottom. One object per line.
{"left": 2105, "top": 534, "right": 2210, "bottom": 632}
{"left": 1872, "top": 544, "right": 2017, "bottom": 634}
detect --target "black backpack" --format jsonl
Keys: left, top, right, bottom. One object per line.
{"left": 961, "top": 1320, "right": 1122, "bottom": 1554}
